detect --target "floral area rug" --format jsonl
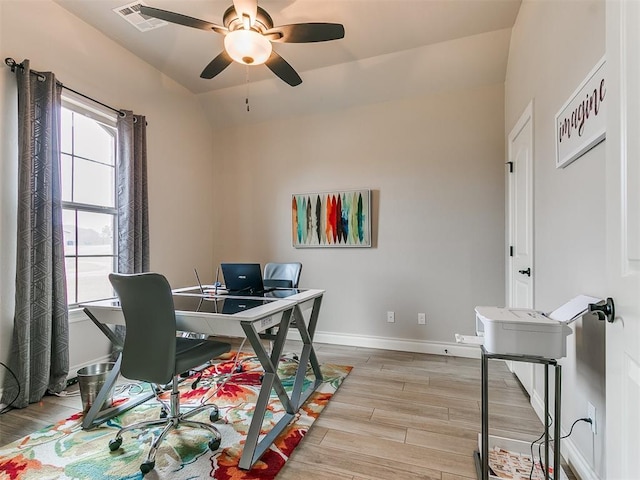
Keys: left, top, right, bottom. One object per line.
{"left": 0, "top": 352, "right": 352, "bottom": 479}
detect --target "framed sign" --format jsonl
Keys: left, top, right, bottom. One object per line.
{"left": 555, "top": 56, "right": 606, "bottom": 168}
{"left": 292, "top": 189, "right": 371, "bottom": 248}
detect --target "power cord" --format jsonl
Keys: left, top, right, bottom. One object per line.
{"left": 114, "top": 382, "right": 145, "bottom": 396}
{"left": 561, "top": 417, "right": 592, "bottom": 440}
{"left": 49, "top": 390, "right": 81, "bottom": 398}
{"left": 530, "top": 413, "right": 553, "bottom": 480}
{"left": 530, "top": 417, "right": 592, "bottom": 480}
{"left": 0, "top": 362, "right": 20, "bottom": 415}
{"left": 191, "top": 338, "right": 249, "bottom": 391}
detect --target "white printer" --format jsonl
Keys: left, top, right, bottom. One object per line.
{"left": 470, "top": 295, "right": 601, "bottom": 359}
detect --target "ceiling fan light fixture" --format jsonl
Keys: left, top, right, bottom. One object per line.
{"left": 224, "top": 29, "right": 272, "bottom": 66}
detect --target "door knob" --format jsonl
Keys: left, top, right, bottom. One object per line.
{"left": 518, "top": 267, "right": 531, "bottom": 277}
{"left": 588, "top": 297, "right": 615, "bottom": 323}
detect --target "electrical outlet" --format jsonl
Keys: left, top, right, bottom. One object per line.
{"left": 418, "top": 313, "right": 426, "bottom": 324}
{"left": 587, "top": 402, "right": 596, "bottom": 434}
{"left": 387, "top": 311, "right": 395, "bottom": 323}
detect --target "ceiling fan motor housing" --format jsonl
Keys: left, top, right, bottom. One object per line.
{"left": 223, "top": 5, "right": 273, "bottom": 33}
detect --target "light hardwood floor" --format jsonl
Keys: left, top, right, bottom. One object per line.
{"left": 0, "top": 342, "right": 576, "bottom": 479}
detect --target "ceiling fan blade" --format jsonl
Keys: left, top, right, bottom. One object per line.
{"left": 265, "top": 51, "right": 302, "bottom": 87}
{"left": 200, "top": 51, "right": 233, "bottom": 79}
{"left": 139, "top": 6, "right": 227, "bottom": 34}
{"left": 264, "top": 23, "right": 345, "bottom": 43}
{"left": 232, "top": 0, "right": 258, "bottom": 28}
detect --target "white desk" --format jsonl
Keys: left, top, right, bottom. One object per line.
{"left": 81, "top": 287, "right": 324, "bottom": 470}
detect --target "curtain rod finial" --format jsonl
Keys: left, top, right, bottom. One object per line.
{"left": 4, "top": 58, "right": 24, "bottom": 72}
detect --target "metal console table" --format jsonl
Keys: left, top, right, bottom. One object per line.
{"left": 474, "top": 346, "right": 562, "bottom": 480}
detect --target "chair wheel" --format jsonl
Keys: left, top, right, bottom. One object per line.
{"left": 159, "top": 409, "right": 168, "bottom": 419}
{"left": 209, "top": 409, "right": 219, "bottom": 422}
{"left": 292, "top": 354, "right": 299, "bottom": 361}
{"left": 140, "top": 460, "right": 155, "bottom": 474}
{"left": 235, "top": 365, "right": 243, "bottom": 373}
{"left": 208, "top": 438, "right": 221, "bottom": 451}
{"left": 108, "top": 438, "right": 122, "bottom": 451}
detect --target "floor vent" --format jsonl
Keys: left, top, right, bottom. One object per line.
{"left": 113, "top": 1, "right": 167, "bottom": 32}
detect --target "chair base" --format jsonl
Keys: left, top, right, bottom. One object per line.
{"left": 108, "top": 376, "right": 223, "bottom": 476}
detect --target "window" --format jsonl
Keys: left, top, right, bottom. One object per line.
{"left": 60, "top": 98, "right": 118, "bottom": 306}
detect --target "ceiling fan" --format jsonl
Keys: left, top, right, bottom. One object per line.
{"left": 139, "top": 0, "right": 345, "bottom": 86}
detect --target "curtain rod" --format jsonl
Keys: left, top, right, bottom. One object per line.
{"left": 5, "top": 57, "right": 127, "bottom": 118}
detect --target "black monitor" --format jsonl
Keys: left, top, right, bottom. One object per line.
{"left": 220, "top": 263, "right": 265, "bottom": 294}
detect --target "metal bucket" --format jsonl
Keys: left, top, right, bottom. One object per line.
{"left": 77, "top": 362, "right": 116, "bottom": 413}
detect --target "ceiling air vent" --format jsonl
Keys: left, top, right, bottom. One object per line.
{"left": 114, "top": 1, "right": 168, "bottom": 32}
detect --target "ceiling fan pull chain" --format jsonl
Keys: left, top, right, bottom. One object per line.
{"left": 245, "top": 66, "right": 250, "bottom": 112}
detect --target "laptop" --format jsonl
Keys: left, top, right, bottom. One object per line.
{"left": 220, "top": 263, "right": 275, "bottom": 295}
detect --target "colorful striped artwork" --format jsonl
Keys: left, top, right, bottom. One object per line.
{"left": 292, "top": 189, "right": 371, "bottom": 247}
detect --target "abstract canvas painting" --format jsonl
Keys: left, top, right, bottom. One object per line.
{"left": 292, "top": 189, "right": 371, "bottom": 248}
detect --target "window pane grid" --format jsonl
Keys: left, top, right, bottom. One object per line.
{"left": 62, "top": 151, "right": 115, "bottom": 169}
{"left": 65, "top": 255, "right": 117, "bottom": 259}
{"left": 61, "top": 103, "right": 118, "bottom": 308}
{"left": 62, "top": 201, "right": 116, "bottom": 215}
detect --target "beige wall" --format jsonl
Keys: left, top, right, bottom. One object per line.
{"left": 210, "top": 83, "right": 506, "bottom": 349}
{"left": 0, "top": 0, "right": 215, "bottom": 380}
{"left": 0, "top": 1, "right": 506, "bottom": 395}
{"left": 505, "top": 0, "right": 606, "bottom": 477}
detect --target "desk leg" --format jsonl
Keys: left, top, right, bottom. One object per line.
{"left": 290, "top": 304, "right": 323, "bottom": 409}
{"left": 305, "top": 297, "right": 324, "bottom": 382}
{"left": 238, "top": 371, "right": 294, "bottom": 470}
{"left": 239, "top": 310, "right": 297, "bottom": 470}
{"left": 269, "top": 309, "right": 292, "bottom": 369}
{"left": 238, "top": 297, "right": 325, "bottom": 470}
{"left": 82, "top": 355, "right": 121, "bottom": 429}
{"left": 81, "top": 309, "right": 154, "bottom": 430}
{"left": 242, "top": 320, "right": 294, "bottom": 414}
{"left": 83, "top": 308, "right": 122, "bottom": 347}
{"left": 481, "top": 350, "right": 489, "bottom": 480}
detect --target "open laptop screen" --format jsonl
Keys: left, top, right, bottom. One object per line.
{"left": 220, "top": 263, "right": 265, "bottom": 294}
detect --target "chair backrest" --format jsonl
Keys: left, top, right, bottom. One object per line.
{"left": 109, "top": 272, "right": 177, "bottom": 385}
{"left": 263, "top": 262, "right": 302, "bottom": 288}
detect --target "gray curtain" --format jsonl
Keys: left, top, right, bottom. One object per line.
{"left": 116, "top": 111, "right": 149, "bottom": 274}
{"left": 1, "top": 60, "right": 69, "bottom": 408}
{"left": 111, "top": 111, "right": 149, "bottom": 359}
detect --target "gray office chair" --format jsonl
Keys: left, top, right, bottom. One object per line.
{"left": 261, "top": 263, "right": 302, "bottom": 357}
{"left": 108, "top": 272, "right": 231, "bottom": 476}
{"left": 263, "top": 262, "right": 302, "bottom": 289}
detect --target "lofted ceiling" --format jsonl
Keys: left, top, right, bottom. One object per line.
{"left": 54, "top": 0, "right": 522, "bottom": 96}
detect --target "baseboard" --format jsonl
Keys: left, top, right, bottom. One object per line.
{"left": 531, "top": 391, "right": 600, "bottom": 480}
{"left": 68, "top": 354, "right": 113, "bottom": 382}
{"left": 295, "top": 330, "right": 481, "bottom": 359}
{"left": 562, "top": 436, "right": 600, "bottom": 480}
{"left": 0, "top": 355, "right": 112, "bottom": 409}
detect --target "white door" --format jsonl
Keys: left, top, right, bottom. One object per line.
{"left": 605, "top": 3, "right": 640, "bottom": 478}
{"left": 507, "top": 101, "right": 535, "bottom": 396}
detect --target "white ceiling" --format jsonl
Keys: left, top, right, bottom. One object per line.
{"left": 54, "top": 0, "right": 522, "bottom": 95}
